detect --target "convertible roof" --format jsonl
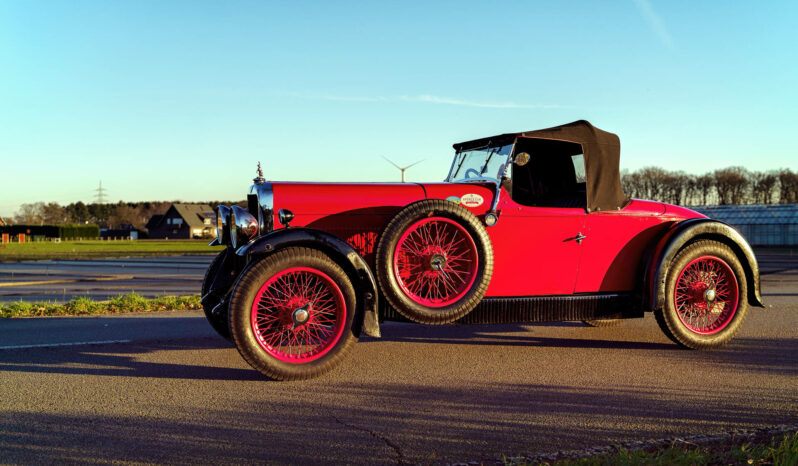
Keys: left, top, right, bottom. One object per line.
{"left": 452, "top": 120, "right": 630, "bottom": 212}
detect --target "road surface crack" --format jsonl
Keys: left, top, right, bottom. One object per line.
{"left": 333, "top": 416, "right": 405, "bottom": 465}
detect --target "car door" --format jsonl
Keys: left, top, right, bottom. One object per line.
{"left": 485, "top": 188, "right": 586, "bottom": 297}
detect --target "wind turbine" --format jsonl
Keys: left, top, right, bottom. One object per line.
{"left": 383, "top": 157, "right": 423, "bottom": 182}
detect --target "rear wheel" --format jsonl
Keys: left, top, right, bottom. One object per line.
{"left": 376, "top": 199, "right": 493, "bottom": 324}
{"left": 229, "top": 247, "right": 357, "bottom": 380}
{"left": 655, "top": 240, "right": 748, "bottom": 349}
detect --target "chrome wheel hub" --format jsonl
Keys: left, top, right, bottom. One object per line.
{"left": 429, "top": 253, "right": 447, "bottom": 271}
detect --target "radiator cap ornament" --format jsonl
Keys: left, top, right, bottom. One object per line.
{"left": 254, "top": 161, "right": 265, "bottom": 184}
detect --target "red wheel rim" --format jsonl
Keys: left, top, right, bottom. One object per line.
{"left": 393, "top": 217, "right": 478, "bottom": 307}
{"left": 673, "top": 255, "right": 739, "bottom": 335}
{"left": 250, "top": 267, "right": 346, "bottom": 362}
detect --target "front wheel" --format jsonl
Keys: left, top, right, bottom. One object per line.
{"left": 228, "top": 247, "right": 357, "bottom": 380}
{"left": 655, "top": 240, "right": 748, "bottom": 349}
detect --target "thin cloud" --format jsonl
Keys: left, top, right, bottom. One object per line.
{"left": 633, "top": 0, "right": 675, "bottom": 49}
{"left": 284, "top": 92, "right": 564, "bottom": 109}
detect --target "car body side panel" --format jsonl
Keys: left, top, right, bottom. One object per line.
{"left": 486, "top": 189, "right": 585, "bottom": 296}
{"left": 418, "top": 183, "right": 494, "bottom": 217}
{"left": 575, "top": 200, "right": 700, "bottom": 292}
{"left": 272, "top": 182, "right": 427, "bottom": 265}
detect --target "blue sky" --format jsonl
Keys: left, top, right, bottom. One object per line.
{"left": 1, "top": 1, "right": 796, "bottom": 217}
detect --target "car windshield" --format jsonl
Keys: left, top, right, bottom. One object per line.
{"left": 446, "top": 144, "right": 513, "bottom": 182}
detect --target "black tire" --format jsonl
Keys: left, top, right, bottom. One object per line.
{"left": 375, "top": 199, "right": 494, "bottom": 324}
{"left": 654, "top": 240, "right": 749, "bottom": 349}
{"left": 582, "top": 319, "right": 622, "bottom": 327}
{"left": 228, "top": 247, "right": 357, "bottom": 380}
{"left": 202, "top": 250, "right": 232, "bottom": 341}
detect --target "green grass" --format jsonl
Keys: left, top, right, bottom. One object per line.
{"left": 505, "top": 431, "right": 798, "bottom": 466}
{"left": 0, "top": 240, "right": 222, "bottom": 261}
{"left": 0, "top": 292, "right": 201, "bottom": 318}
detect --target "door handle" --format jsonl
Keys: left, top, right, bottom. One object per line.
{"left": 565, "top": 232, "right": 587, "bottom": 244}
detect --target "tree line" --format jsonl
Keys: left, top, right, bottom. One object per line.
{"left": 7, "top": 201, "right": 240, "bottom": 229}
{"left": 622, "top": 167, "right": 797, "bottom": 206}
{"left": 4, "top": 167, "right": 797, "bottom": 228}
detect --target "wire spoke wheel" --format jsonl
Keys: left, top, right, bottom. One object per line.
{"left": 673, "top": 255, "right": 739, "bottom": 335}
{"left": 393, "top": 217, "right": 478, "bottom": 307}
{"left": 251, "top": 267, "right": 346, "bottom": 363}
{"left": 376, "top": 199, "right": 493, "bottom": 324}
{"left": 655, "top": 240, "right": 749, "bottom": 350}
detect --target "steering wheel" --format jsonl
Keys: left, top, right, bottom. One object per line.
{"left": 464, "top": 168, "right": 481, "bottom": 179}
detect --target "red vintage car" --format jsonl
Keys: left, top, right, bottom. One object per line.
{"left": 203, "top": 120, "right": 763, "bottom": 380}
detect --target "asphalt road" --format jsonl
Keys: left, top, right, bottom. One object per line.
{"left": 0, "top": 255, "right": 213, "bottom": 302}
{"left": 0, "top": 254, "right": 796, "bottom": 464}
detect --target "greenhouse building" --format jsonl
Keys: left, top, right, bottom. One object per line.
{"left": 692, "top": 203, "right": 798, "bottom": 247}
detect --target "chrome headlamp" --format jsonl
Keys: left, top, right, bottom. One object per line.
{"left": 231, "top": 205, "right": 258, "bottom": 249}
{"left": 215, "top": 205, "right": 231, "bottom": 246}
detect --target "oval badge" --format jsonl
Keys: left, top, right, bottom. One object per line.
{"left": 446, "top": 196, "right": 461, "bottom": 205}
{"left": 461, "top": 193, "right": 484, "bottom": 208}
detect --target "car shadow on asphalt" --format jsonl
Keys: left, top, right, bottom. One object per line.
{"left": 366, "top": 322, "right": 677, "bottom": 351}
{"left": 0, "top": 337, "right": 265, "bottom": 381}
{"left": 369, "top": 323, "right": 797, "bottom": 376}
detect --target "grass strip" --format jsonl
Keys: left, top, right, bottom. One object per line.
{"left": 0, "top": 240, "right": 222, "bottom": 261}
{"left": 0, "top": 292, "right": 201, "bottom": 318}
{"left": 503, "top": 430, "right": 798, "bottom": 466}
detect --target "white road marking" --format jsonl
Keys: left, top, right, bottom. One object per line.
{"left": 0, "top": 275, "right": 135, "bottom": 288}
{"left": 0, "top": 339, "right": 132, "bottom": 350}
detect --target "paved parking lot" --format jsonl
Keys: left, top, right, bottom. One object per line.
{"left": 0, "top": 250, "right": 795, "bottom": 463}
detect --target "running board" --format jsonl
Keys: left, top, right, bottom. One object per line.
{"left": 379, "top": 293, "right": 643, "bottom": 324}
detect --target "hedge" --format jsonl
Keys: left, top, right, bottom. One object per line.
{"left": 0, "top": 224, "right": 100, "bottom": 239}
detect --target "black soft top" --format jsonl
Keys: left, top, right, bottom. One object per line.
{"left": 453, "top": 120, "right": 630, "bottom": 213}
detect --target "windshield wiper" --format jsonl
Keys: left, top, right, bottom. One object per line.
{"left": 480, "top": 147, "right": 499, "bottom": 175}
{"left": 452, "top": 152, "right": 467, "bottom": 180}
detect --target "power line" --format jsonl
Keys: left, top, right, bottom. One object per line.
{"left": 94, "top": 180, "right": 108, "bottom": 203}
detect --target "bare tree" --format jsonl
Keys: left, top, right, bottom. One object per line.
{"left": 692, "top": 174, "right": 715, "bottom": 205}
{"left": 751, "top": 171, "right": 779, "bottom": 204}
{"left": 778, "top": 169, "right": 798, "bottom": 204}
{"left": 621, "top": 170, "right": 643, "bottom": 199}
{"left": 41, "top": 202, "right": 67, "bottom": 224}
{"left": 637, "top": 167, "right": 669, "bottom": 200}
{"left": 713, "top": 167, "right": 750, "bottom": 205}
{"left": 14, "top": 202, "right": 45, "bottom": 225}
{"left": 660, "top": 171, "right": 690, "bottom": 205}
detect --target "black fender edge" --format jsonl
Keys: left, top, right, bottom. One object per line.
{"left": 646, "top": 218, "right": 763, "bottom": 311}
{"left": 236, "top": 227, "right": 381, "bottom": 338}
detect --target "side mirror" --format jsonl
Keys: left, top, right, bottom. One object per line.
{"left": 514, "top": 152, "right": 530, "bottom": 166}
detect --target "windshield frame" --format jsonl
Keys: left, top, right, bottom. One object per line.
{"left": 444, "top": 143, "right": 515, "bottom": 183}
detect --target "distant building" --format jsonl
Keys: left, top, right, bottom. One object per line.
{"left": 693, "top": 203, "right": 798, "bottom": 247}
{"left": 146, "top": 204, "right": 215, "bottom": 239}
{"left": 100, "top": 224, "right": 140, "bottom": 240}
